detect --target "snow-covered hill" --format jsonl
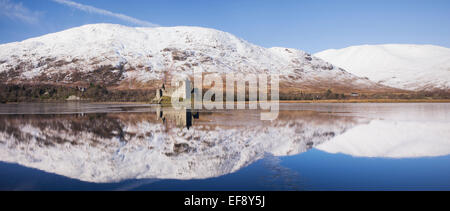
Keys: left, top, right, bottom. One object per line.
{"left": 315, "top": 44, "right": 450, "bottom": 91}
{"left": 0, "top": 24, "right": 383, "bottom": 91}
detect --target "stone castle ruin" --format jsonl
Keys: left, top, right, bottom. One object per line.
{"left": 153, "top": 78, "right": 193, "bottom": 104}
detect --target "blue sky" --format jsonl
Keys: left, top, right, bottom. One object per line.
{"left": 1, "top": 0, "right": 449, "bottom": 53}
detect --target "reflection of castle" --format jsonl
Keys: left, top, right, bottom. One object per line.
{"left": 156, "top": 106, "right": 199, "bottom": 129}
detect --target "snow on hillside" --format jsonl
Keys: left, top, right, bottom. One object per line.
{"left": 315, "top": 44, "right": 450, "bottom": 91}
{"left": 0, "top": 23, "right": 378, "bottom": 90}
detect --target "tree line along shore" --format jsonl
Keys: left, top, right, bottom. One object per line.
{"left": 0, "top": 83, "right": 449, "bottom": 104}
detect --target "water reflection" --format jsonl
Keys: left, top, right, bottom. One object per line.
{"left": 0, "top": 104, "right": 366, "bottom": 183}
{"left": 156, "top": 106, "right": 199, "bottom": 129}
{"left": 318, "top": 119, "right": 450, "bottom": 158}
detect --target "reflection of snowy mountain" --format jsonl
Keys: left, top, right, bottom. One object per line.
{"left": 317, "top": 120, "right": 450, "bottom": 158}
{"left": 0, "top": 109, "right": 364, "bottom": 183}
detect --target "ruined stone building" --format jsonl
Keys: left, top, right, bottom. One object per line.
{"left": 153, "top": 78, "right": 193, "bottom": 103}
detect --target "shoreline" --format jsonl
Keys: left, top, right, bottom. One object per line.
{"left": 279, "top": 99, "right": 450, "bottom": 103}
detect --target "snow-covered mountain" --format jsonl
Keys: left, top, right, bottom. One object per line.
{"left": 315, "top": 44, "right": 450, "bottom": 91}
{"left": 0, "top": 24, "right": 384, "bottom": 91}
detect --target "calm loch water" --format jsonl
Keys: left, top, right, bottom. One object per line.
{"left": 0, "top": 103, "right": 449, "bottom": 190}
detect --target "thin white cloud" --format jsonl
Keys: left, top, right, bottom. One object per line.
{"left": 0, "top": 0, "right": 41, "bottom": 24}
{"left": 51, "top": 0, "right": 159, "bottom": 27}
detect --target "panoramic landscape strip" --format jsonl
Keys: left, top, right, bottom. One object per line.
{"left": 0, "top": 0, "right": 449, "bottom": 200}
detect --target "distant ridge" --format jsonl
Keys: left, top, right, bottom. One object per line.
{"left": 316, "top": 44, "right": 450, "bottom": 91}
